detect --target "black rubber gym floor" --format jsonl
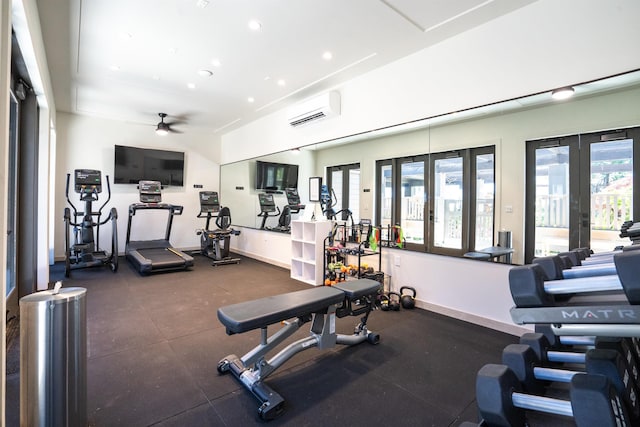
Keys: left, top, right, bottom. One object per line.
{"left": 6, "top": 254, "right": 572, "bottom": 426}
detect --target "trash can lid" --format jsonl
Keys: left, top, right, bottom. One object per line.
{"left": 20, "top": 287, "right": 87, "bottom": 305}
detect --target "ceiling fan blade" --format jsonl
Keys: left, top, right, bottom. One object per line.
{"left": 168, "top": 127, "right": 184, "bottom": 134}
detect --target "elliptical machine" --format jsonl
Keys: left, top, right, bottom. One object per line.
{"left": 196, "top": 191, "right": 241, "bottom": 266}
{"left": 64, "top": 169, "right": 118, "bottom": 277}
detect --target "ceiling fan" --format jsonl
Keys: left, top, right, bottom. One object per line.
{"left": 155, "top": 113, "right": 183, "bottom": 135}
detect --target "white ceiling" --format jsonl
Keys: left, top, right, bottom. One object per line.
{"left": 35, "top": 0, "right": 538, "bottom": 135}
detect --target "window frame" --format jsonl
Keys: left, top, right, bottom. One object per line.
{"left": 326, "top": 162, "right": 360, "bottom": 221}
{"left": 375, "top": 145, "right": 495, "bottom": 257}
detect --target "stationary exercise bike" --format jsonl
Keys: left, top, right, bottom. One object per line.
{"left": 196, "top": 191, "right": 241, "bottom": 266}
{"left": 271, "top": 188, "right": 306, "bottom": 233}
{"left": 257, "top": 193, "right": 280, "bottom": 230}
{"left": 63, "top": 169, "right": 118, "bottom": 277}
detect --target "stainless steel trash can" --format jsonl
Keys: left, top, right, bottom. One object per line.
{"left": 20, "top": 284, "right": 87, "bottom": 427}
{"left": 498, "top": 230, "right": 512, "bottom": 264}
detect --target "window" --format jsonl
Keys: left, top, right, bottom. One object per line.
{"left": 525, "top": 127, "right": 640, "bottom": 263}
{"left": 430, "top": 153, "right": 465, "bottom": 252}
{"left": 376, "top": 146, "right": 494, "bottom": 255}
{"left": 326, "top": 163, "right": 360, "bottom": 222}
{"left": 471, "top": 149, "right": 495, "bottom": 251}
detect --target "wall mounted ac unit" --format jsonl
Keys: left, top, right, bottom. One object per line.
{"left": 287, "top": 91, "right": 341, "bottom": 127}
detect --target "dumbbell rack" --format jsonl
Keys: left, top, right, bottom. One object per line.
{"left": 464, "top": 246, "right": 640, "bottom": 427}
{"left": 509, "top": 249, "right": 640, "bottom": 338}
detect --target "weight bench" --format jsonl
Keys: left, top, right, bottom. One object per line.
{"left": 217, "top": 278, "right": 381, "bottom": 420}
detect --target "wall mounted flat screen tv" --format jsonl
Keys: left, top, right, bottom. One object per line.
{"left": 255, "top": 160, "right": 299, "bottom": 191}
{"left": 114, "top": 145, "right": 185, "bottom": 186}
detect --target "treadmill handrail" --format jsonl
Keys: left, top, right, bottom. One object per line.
{"left": 126, "top": 202, "right": 184, "bottom": 244}
{"left": 129, "top": 203, "right": 184, "bottom": 215}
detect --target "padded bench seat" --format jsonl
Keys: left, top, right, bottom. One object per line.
{"left": 217, "top": 279, "right": 381, "bottom": 335}
{"left": 332, "top": 278, "right": 381, "bottom": 299}
{"left": 218, "top": 286, "right": 345, "bottom": 334}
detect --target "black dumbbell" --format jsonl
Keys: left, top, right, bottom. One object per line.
{"left": 533, "top": 254, "right": 616, "bottom": 280}
{"left": 502, "top": 344, "right": 640, "bottom": 422}
{"left": 476, "top": 364, "right": 630, "bottom": 427}
{"left": 533, "top": 325, "right": 640, "bottom": 379}
{"left": 509, "top": 250, "right": 640, "bottom": 307}
{"left": 520, "top": 332, "right": 640, "bottom": 389}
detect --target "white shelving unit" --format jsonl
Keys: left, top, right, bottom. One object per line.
{"left": 290, "top": 220, "right": 332, "bottom": 286}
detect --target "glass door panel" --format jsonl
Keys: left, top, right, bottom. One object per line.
{"left": 533, "top": 145, "right": 570, "bottom": 257}
{"left": 6, "top": 94, "right": 18, "bottom": 297}
{"left": 348, "top": 168, "right": 360, "bottom": 222}
{"left": 474, "top": 153, "right": 494, "bottom": 250}
{"left": 379, "top": 163, "right": 393, "bottom": 228}
{"left": 400, "top": 161, "right": 425, "bottom": 245}
{"left": 432, "top": 157, "right": 463, "bottom": 249}
{"left": 590, "top": 139, "right": 633, "bottom": 252}
{"left": 331, "top": 169, "right": 343, "bottom": 212}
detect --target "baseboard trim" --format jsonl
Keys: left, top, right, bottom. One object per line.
{"left": 231, "top": 248, "right": 291, "bottom": 270}
{"left": 415, "top": 299, "right": 532, "bottom": 337}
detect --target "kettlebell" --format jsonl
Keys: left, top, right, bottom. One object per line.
{"left": 379, "top": 294, "right": 390, "bottom": 311}
{"left": 399, "top": 286, "right": 416, "bottom": 309}
{"left": 388, "top": 291, "right": 401, "bottom": 311}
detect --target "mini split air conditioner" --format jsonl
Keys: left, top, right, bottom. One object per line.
{"left": 287, "top": 91, "right": 341, "bottom": 127}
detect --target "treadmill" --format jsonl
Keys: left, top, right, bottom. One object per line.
{"left": 125, "top": 180, "right": 194, "bottom": 274}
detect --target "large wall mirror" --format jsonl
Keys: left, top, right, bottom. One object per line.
{"left": 220, "top": 69, "right": 640, "bottom": 264}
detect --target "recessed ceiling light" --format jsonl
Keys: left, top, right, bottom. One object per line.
{"left": 277, "top": 79, "right": 286, "bottom": 86}
{"left": 551, "top": 86, "right": 575, "bottom": 100}
{"left": 109, "top": 65, "right": 121, "bottom": 71}
{"left": 187, "top": 83, "right": 196, "bottom": 89}
{"left": 198, "top": 69, "right": 213, "bottom": 77}
{"left": 248, "top": 97, "right": 255, "bottom": 103}
{"left": 263, "top": 76, "right": 271, "bottom": 81}
{"left": 196, "top": 0, "right": 209, "bottom": 8}
{"left": 248, "top": 20, "right": 262, "bottom": 31}
{"left": 322, "top": 51, "right": 333, "bottom": 60}
{"left": 211, "top": 58, "right": 222, "bottom": 67}
{"left": 168, "top": 47, "right": 177, "bottom": 54}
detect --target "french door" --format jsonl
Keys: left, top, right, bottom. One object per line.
{"left": 525, "top": 127, "right": 640, "bottom": 263}
{"left": 327, "top": 163, "right": 360, "bottom": 222}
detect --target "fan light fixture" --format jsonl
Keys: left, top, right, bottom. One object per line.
{"left": 156, "top": 113, "right": 170, "bottom": 136}
{"left": 551, "top": 86, "right": 575, "bottom": 100}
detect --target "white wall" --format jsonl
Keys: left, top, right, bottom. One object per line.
{"left": 54, "top": 112, "right": 222, "bottom": 258}
{"left": 229, "top": 227, "right": 292, "bottom": 269}
{"left": 222, "top": 85, "right": 640, "bottom": 335}
{"left": 220, "top": 0, "right": 640, "bottom": 164}
{"left": 314, "top": 86, "right": 640, "bottom": 265}
{"left": 380, "top": 249, "right": 526, "bottom": 335}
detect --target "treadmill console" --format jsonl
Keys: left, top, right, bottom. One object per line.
{"left": 74, "top": 169, "right": 102, "bottom": 194}
{"left": 199, "top": 191, "right": 220, "bottom": 214}
{"left": 258, "top": 193, "right": 277, "bottom": 213}
{"left": 139, "top": 180, "right": 162, "bottom": 203}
